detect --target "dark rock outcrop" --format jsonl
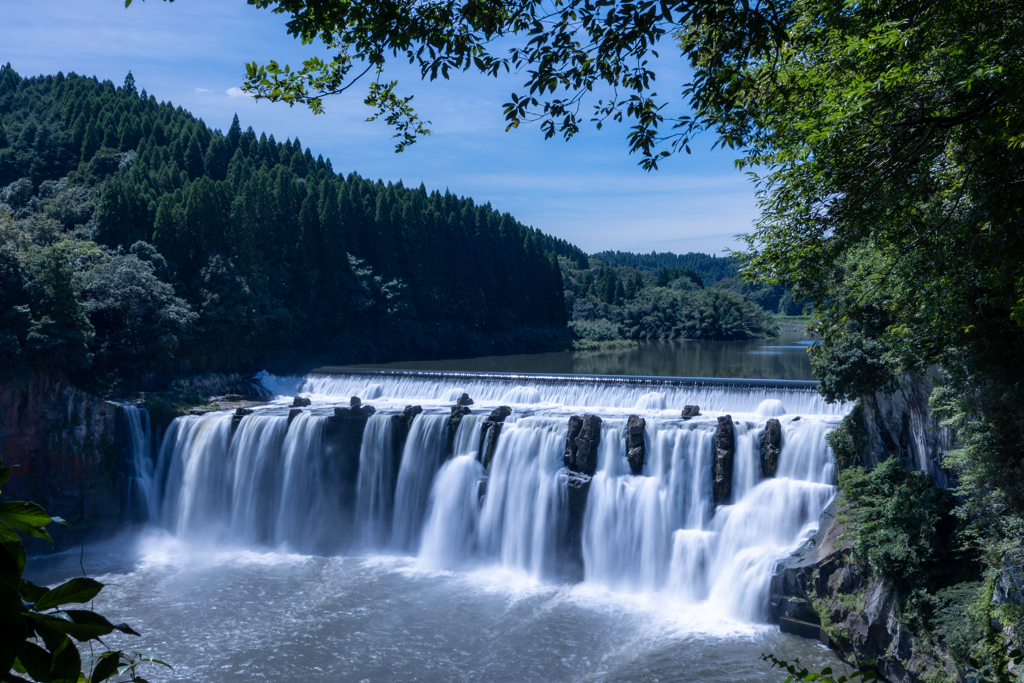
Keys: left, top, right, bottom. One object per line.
{"left": 626, "top": 414, "right": 646, "bottom": 475}
{"left": 681, "top": 405, "right": 701, "bottom": 419}
{"left": 231, "top": 406, "right": 254, "bottom": 432}
{"left": 559, "top": 468, "right": 592, "bottom": 581}
{"left": 0, "top": 375, "right": 124, "bottom": 546}
{"left": 456, "top": 393, "right": 474, "bottom": 407}
{"left": 333, "top": 403, "right": 376, "bottom": 419}
{"left": 713, "top": 415, "right": 735, "bottom": 505}
{"left": 564, "top": 414, "right": 602, "bottom": 475}
{"left": 761, "top": 418, "right": 782, "bottom": 478}
{"left": 448, "top": 404, "right": 472, "bottom": 453}
{"left": 770, "top": 508, "right": 957, "bottom": 683}
{"left": 477, "top": 406, "right": 513, "bottom": 469}
{"left": 292, "top": 396, "right": 311, "bottom": 407}
{"left": 288, "top": 408, "right": 302, "bottom": 425}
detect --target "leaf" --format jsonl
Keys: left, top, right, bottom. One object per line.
{"left": 0, "top": 465, "right": 10, "bottom": 489}
{"left": 88, "top": 652, "right": 122, "bottom": 683}
{"left": 0, "top": 522, "right": 27, "bottom": 588}
{"left": 35, "top": 578, "right": 104, "bottom": 611}
{"left": 20, "top": 579, "right": 49, "bottom": 604}
{"left": 59, "top": 610, "right": 119, "bottom": 640}
{"left": 0, "top": 502, "right": 54, "bottom": 543}
{"left": 113, "top": 623, "right": 141, "bottom": 637}
{"left": 16, "top": 641, "right": 53, "bottom": 682}
{"left": 49, "top": 636, "right": 82, "bottom": 683}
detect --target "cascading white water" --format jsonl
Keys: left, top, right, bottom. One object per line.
{"left": 121, "top": 404, "right": 156, "bottom": 523}
{"left": 147, "top": 370, "right": 843, "bottom": 624}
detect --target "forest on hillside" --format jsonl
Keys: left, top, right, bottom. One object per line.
{"left": 0, "top": 65, "right": 573, "bottom": 391}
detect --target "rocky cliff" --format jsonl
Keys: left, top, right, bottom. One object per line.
{"left": 0, "top": 375, "right": 130, "bottom": 546}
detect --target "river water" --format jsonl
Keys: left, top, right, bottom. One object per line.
{"left": 27, "top": 338, "right": 844, "bottom": 682}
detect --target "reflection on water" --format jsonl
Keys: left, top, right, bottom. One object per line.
{"left": 343, "top": 329, "right": 818, "bottom": 381}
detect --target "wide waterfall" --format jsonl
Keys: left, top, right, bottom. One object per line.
{"left": 139, "top": 370, "right": 843, "bottom": 623}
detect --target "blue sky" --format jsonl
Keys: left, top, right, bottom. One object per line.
{"left": 0, "top": 0, "right": 759, "bottom": 255}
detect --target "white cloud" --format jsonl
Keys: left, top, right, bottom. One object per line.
{"left": 195, "top": 87, "right": 211, "bottom": 93}
{"left": 226, "top": 87, "right": 250, "bottom": 98}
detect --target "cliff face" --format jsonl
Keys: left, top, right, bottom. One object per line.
{"left": 0, "top": 375, "right": 127, "bottom": 545}
{"left": 770, "top": 509, "right": 959, "bottom": 683}
{"left": 859, "top": 372, "right": 955, "bottom": 489}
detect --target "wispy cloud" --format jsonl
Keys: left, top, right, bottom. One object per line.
{"left": 195, "top": 87, "right": 211, "bottom": 93}
{"left": 226, "top": 87, "right": 250, "bottom": 98}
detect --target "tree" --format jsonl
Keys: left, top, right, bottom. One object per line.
{"left": 127, "top": 0, "right": 787, "bottom": 167}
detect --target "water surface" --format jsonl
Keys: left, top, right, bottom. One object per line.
{"left": 337, "top": 330, "right": 817, "bottom": 381}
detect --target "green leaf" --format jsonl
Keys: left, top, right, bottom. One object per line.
{"left": 0, "top": 522, "right": 27, "bottom": 588}
{"left": 0, "top": 502, "right": 54, "bottom": 543}
{"left": 16, "top": 641, "right": 53, "bottom": 682}
{"left": 20, "top": 579, "right": 49, "bottom": 604}
{"left": 0, "top": 465, "right": 11, "bottom": 489}
{"left": 35, "top": 578, "right": 104, "bottom": 611}
{"left": 49, "top": 636, "right": 81, "bottom": 683}
{"left": 87, "top": 652, "right": 122, "bottom": 683}
{"left": 58, "top": 610, "right": 118, "bottom": 640}
{"left": 113, "top": 623, "right": 141, "bottom": 637}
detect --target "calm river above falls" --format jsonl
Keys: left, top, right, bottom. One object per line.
{"left": 28, "top": 331, "right": 843, "bottom": 683}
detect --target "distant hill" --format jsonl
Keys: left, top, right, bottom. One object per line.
{"left": 590, "top": 250, "right": 741, "bottom": 285}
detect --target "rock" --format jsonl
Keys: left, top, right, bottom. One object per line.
{"left": 403, "top": 405, "right": 424, "bottom": 418}
{"left": 488, "top": 406, "right": 513, "bottom": 422}
{"left": 292, "top": 396, "right": 311, "bottom": 407}
{"left": 456, "top": 393, "right": 474, "bottom": 406}
{"left": 234, "top": 407, "right": 254, "bottom": 416}
{"left": 448, "top": 404, "right": 472, "bottom": 453}
{"left": 188, "top": 408, "right": 209, "bottom": 416}
{"left": 350, "top": 396, "right": 362, "bottom": 408}
{"left": 332, "top": 403, "right": 375, "bottom": 420}
{"left": 564, "top": 414, "right": 602, "bottom": 475}
{"left": 626, "top": 414, "right": 646, "bottom": 475}
{"left": 288, "top": 408, "right": 302, "bottom": 425}
{"left": 478, "top": 422, "right": 503, "bottom": 469}
{"left": 230, "top": 406, "right": 254, "bottom": 432}
{"left": 681, "top": 405, "right": 701, "bottom": 419}
{"left": 761, "top": 418, "right": 782, "bottom": 478}
{"left": 560, "top": 468, "right": 593, "bottom": 580}
{"left": 713, "top": 415, "right": 735, "bottom": 505}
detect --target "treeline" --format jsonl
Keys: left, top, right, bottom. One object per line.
{"left": 562, "top": 257, "right": 777, "bottom": 346}
{"left": 0, "top": 66, "right": 568, "bottom": 390}
{"left": 592, "top": 250, "right": 740, "bottom": 284}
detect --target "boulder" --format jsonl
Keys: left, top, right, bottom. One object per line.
{"left": 448, "top": 404, "right": 472, "bottom": 453}
{"left": 292, "top": 396, "right": 311, "bottom": 407}
{"left": 332, "top": 403, "right": 375, "bottom": 420}
{"left": 288, "top": 408, "right": 302, "bottom": 425}
{"left": 350, "top": 396, "right": 362, "bottom": 408}
{"left": 564, "top": 414, "right": 602, "bottom": 475}
{"left": 681, "top": 405, "right": 701, "bottom": 419}
{"left": 761, "top": 418, "right": 782, "bottom": 477}
{"left": 456, "top": 393, "right": 474, "bottom": 407}
{"left": 403, "top": 404, "right": 424, "bottom": 418}
{"left": 713, "top": 415, "right": 735, "bottom": 505}
{"left": 188, "top": 408, "right": 209, "bottom": 416}
{"left": 234, "top": 407, "right": 254, "bottom": 416}
{"left": 488, "top": 405, "right": 513, "bottom": 422}
{"left": 626, "top": 414, "right": 646, "bottom": 475}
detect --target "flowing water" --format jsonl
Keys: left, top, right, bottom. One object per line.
{"left": 29, "top": 369, "right": 846, "bottom": 682}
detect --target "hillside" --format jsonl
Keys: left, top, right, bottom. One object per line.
{"left": 0, "top": 65, "right": 569, "bottom": 388}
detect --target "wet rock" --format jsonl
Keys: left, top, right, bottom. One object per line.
{"left": 188, "top": 408, "right": 209, "bottom": 416}
{"left": 350, "top": 396, "right": 362, "bottom": 408}
{"left": 681, "top": 405, "right": 701, "bottom": 419}
{"left": 332, "top": 403, "right": 375, "bottom": 420}
{"left": 560, "top": 468, "right": 593, "bottom": 580}
{"left": 626, "top": 414, "right": 646, "bottom": 475}
{"left": 288, "top": 408, "right": 302, "bottom": 425}
{"left": 564, "top": 414, "right": 602, "bottom": 475}
{"left": 448, "top": 404, "right": 472, "bottom": 453}
{"left": 713, "top": 415, "right": 735, "bottom": 505}
{"left": 292, "top": 396, "right": 311, "bottom": 407}
{"left": 761, "top": 418, "right": 782, "bottom": 478}
{"left": 231, "top": 407, "right": 254, "bottom": 432}
{"left": 234, "top": 407, "right": 254, "bottom": 416}
{"left": 456, "top": 393, "right": 474, "bottom": 407}
{"left": 403, "top": 405, "right": 424, "bottom": 418}
{"left": 488, "top": 405, "right": 513, "bottom": 422}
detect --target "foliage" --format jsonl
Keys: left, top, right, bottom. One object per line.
{"left": 826, "top": 401, "right": 865, "bottom": 471}
{"left": 592, "top": 250, "right": 740, "bottom": 284}
{"left": 561, "top": 257, "right": 777, "bottom": 345}
{"left": 0, "top": 456, "right": 169, "bottom": 682}
{"left": 761, "top": 653, "right": 878, "bottom": 683}
{"left": 838, "top": 460, "right": 977, "bottom": 599}
{"left": 0, "top": 65, "right": 571, "bottom": 387}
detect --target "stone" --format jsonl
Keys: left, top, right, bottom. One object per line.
{"left": 403, "top": 405, "right": 424, "bottom": 418}
{"left": 288, "top": 408, "right": 302, "bottom": 425}
{"left": 626, "top": 414, "right": 646, "bottom": 475}
{"left": 681, "top": 405, "right": 700, "bottom": 419}
{"left": 564, "top": 414, "right": 602, "bottom": 475}
{"left": 332, "top": 403, "right": 375, "bottom": 420}
{"left": 761, "top": 418, "right": 782, "bottom": 478}
{"left": 188, "top": 408, "right": 209, "bottom": 416}
{"left": 488, "top": 406, "right": 512, "bottom": 422}
{"left": 350, "top": 396, "right": 362, "bottom": 408}
{"left": 713, "top": 415, "right": 735, "bottom": 505}
{"left": 478, "top": 422, "right": 503, "bottom": 469}
{"left": 456, "top": 393, "right": 474, "bottom": 406}
{"left": 292, "top": 396, "right": 311, "bottom": 407}
{"left": 234, "top": 407, "right": 254, "bottom": 416}
{"left": 448, "top": 404, "right": 472, "bottom": 453}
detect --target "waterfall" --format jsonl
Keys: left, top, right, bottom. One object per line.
{"left": 145, "top": 370, "right": 842, "bottom": 623}
{"left": 121, "top": 404, "right": 155, "bottom": 523}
